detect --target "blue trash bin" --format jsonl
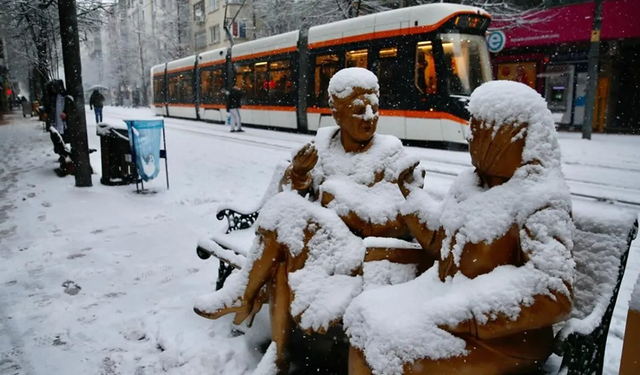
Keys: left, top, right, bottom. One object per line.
{"left": 123, "top": 119, "right": 165, "bottom": 183}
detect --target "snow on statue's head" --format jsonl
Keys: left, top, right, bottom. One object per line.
{"left": 467, "top": 80, "right": 562, "bottom": 180}
{"left": 328, "top": 68, "right": 380, "bottom": 144}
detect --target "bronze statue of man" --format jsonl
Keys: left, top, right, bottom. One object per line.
{"left": 195, "top": 67, "right": 416, "bottom": 374}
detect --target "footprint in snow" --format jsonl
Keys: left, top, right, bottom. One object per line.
{"left": 62, "top": 280, "right": 81, "bottom": 295}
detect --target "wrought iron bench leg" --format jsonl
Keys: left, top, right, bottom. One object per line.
{"left": 216, "top": 261, "right": 234, "bottom": 291}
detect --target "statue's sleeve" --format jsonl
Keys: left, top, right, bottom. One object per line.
{"left": 279, "top": 164, "right": 313, "bottom": 193}
{"left": 452, "top": 205, "right": 574, "bottom": 340}
{"left": 400, "top": 184, "right": 444, "bottom": 260}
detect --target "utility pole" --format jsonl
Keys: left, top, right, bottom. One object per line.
{"left": 582, "top": 0, "right": 603, "bottom": 140}
{"left": 57, "top": 0, "right": 93, "bottom": 186}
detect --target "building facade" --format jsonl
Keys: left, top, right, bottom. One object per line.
{"left": 189, "top": 0, "right": 255, "bottom": 54}
{"left": 489, "top": 0, "right": 640, "bottom": 133}
{"left": 101, "top": 0, "right": 191, "bottom": 106}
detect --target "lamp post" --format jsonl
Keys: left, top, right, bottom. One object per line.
{"left": 582, "top": 0, "right": 604, "bottom": 140}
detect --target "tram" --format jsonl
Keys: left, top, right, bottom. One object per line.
{"left": 151, "top": 3, "right": 493, "bottom": 147}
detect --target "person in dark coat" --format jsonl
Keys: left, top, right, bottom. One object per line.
{"left": 226, "top": 85, "right": 243, "bottom": 133}
{"left": 89, "top": 89, "right": 105, "bottom": 124}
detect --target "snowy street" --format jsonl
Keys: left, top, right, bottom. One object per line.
{"left": 1, "top": 106, "right": 639, "bottom": 375}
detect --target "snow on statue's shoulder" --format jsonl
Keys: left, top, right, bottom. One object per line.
{"left": 328, "top": 67, "right": 380, "bottom": 99}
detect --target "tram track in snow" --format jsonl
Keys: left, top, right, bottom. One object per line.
{"left": 98, "top": 114, "right": 640, "bottom": 208}
{"left": 169, "top": 123, "right": 640, "bottom": 208}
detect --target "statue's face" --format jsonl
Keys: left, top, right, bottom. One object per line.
{"left": 331, "top": 87, "right": 379, "bottom": 144}
{"left": 469, "top": 116, "right": 526, "bottom": 179}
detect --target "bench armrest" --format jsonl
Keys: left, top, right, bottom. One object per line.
{"left": 216, "top": 209, "right": 260, "bottom": 234}
{"left": 198, "top": 237, "right": 246, "bottom": 269}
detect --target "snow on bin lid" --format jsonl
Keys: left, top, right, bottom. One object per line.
{"left": 96, "top": 122, "right": 128, "bottom": 136}
{"left": 468, "top": 80, "right": 561, "bottom": 169}
{"left": 328, "top": 67, "right": 379, "bottom": 99}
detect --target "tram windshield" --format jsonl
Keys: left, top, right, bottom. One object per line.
{"left": 415, "top": 34, "right": 491, "bottom": 97}
{"left": 440, "top": 34, "right": 492, "bottom": 96}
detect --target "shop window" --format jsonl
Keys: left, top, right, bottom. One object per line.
{"left": 346, "top": 49, "right": 368, "bottom": 68}
{"left": 497, "top": 62, "right": 537, "bottom": 89}
{"left": 268, "top": 59, "right": 293, "bottom": 106}
{"left": 415, "top": 41, "right": 437, "bottom": 95}
{"left": 314, "top": 54, "right": 340, "bottom": 107}
{"left": 377, "top": 47, "right": 400, "bottom": 108}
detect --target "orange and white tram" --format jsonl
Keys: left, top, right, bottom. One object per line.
{"left": 151, "top": 3, "right": 493, "bottom": 147}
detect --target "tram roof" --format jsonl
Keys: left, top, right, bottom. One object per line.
{"left": 308, "top": 3, "right": 490, "bottom": 48}
{"left": 231, "top": 30, "right": 299, "bottom": 61}
{"left": 150, "top": 64, "right": 165, "bottom": 76}
{"left": 166, "top": 55, "right": 197, "bottom": 74}
{"left": 198, "top": 47, "right": 228, "bottom": 67}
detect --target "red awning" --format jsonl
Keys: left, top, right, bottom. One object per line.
{"left": 490, "top": 0, "right": 640, "bottom": 49}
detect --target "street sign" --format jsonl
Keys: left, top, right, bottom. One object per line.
{"left": 486, "top": 30, "right": 506, "bottom": 53}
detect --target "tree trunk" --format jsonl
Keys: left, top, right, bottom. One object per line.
{"left": 58, "top": 0, "right": 92, "bottom": 187}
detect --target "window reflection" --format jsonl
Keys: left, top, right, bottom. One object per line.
{"left": 415, "top": 41, "right": 437, "bottom": 95}
{"left": 314, "top": 54, "right": 339, "bottom": 107}
{"left": 346, "top": 49, "right": 368, "bottom": 68}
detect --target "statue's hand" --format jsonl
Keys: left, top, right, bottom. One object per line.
{"left": 398, "top": 161, "right": 422, "bottom": 198}
{"left": 292, "top": 143, "right": 318, "bottom": 176}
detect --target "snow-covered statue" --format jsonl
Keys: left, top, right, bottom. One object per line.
{"left": 194, "top": 67, "right": 417, "bottom": 374}
{"left": 345, "top": 80, "right": 576, "bottom": 375}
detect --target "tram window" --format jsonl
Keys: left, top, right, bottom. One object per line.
{"left": 153, "top": 76, "right": 165, "bottom": 102}
{"left": 346, "top": 49, "right": 368, "bottom": 68}
{"left": 180, "top": 71, "right": 194, "bottom": 103}
{"left": 269, "top": 59, "right": 293, "bottom": 106}
{"left": 201, "top": 70, "right": 212, "bottom": 99}
{"left": 201, "top": 68, "right": 225, "bottom": 104}
{"left": 235, "top": 64, "right": 254, "bottom": 103}
{"left": 439, "top": 34, "right": 492, "bottom": 96}
{"left": 314, "top": 54, "right": 339, "bottom": 107}
{"left": 377, "top": 47, "right": 401, "bottom": 108}
{"left": 254, "top": 61, "right": 269, "bottom": 104}
{"left": 168, "top": 75, "right": 179, "bottom": 103}
{"left": 415, "top": 41, "right": 437, "bottom": 95}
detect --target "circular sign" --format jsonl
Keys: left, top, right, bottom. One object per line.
{"left": 486, "top": 30, "right": 506, "bottom": 53}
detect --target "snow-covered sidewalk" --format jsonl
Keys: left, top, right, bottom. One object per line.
{"left": 0, "top": 113, "right": 271, "bottom": 375}
{"left": 0, "top": 108, "right": 638, "bottom": 375}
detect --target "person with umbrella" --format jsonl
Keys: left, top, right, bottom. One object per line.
{"left": 89, "top": 89, "right": 105, "bottom": 124}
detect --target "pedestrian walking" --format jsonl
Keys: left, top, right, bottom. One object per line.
{"left": 89, "top": 89, "right": 105, "bottom": 124}
{"left": 21, "top": 96, "right": 31, "bottom": 117}
{"left": 226, "top": 85, "right": 243, "bottom": 133}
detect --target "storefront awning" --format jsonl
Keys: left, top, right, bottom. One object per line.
{"left": 490, "top": 0, "right": 640, "bottom": 50}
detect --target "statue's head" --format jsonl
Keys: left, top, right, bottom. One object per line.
{"left": 328, "top": 68, "right": 380, "bottom": 145}
{"left": 467, "top": 80, "right": 561, "bottom": 182}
